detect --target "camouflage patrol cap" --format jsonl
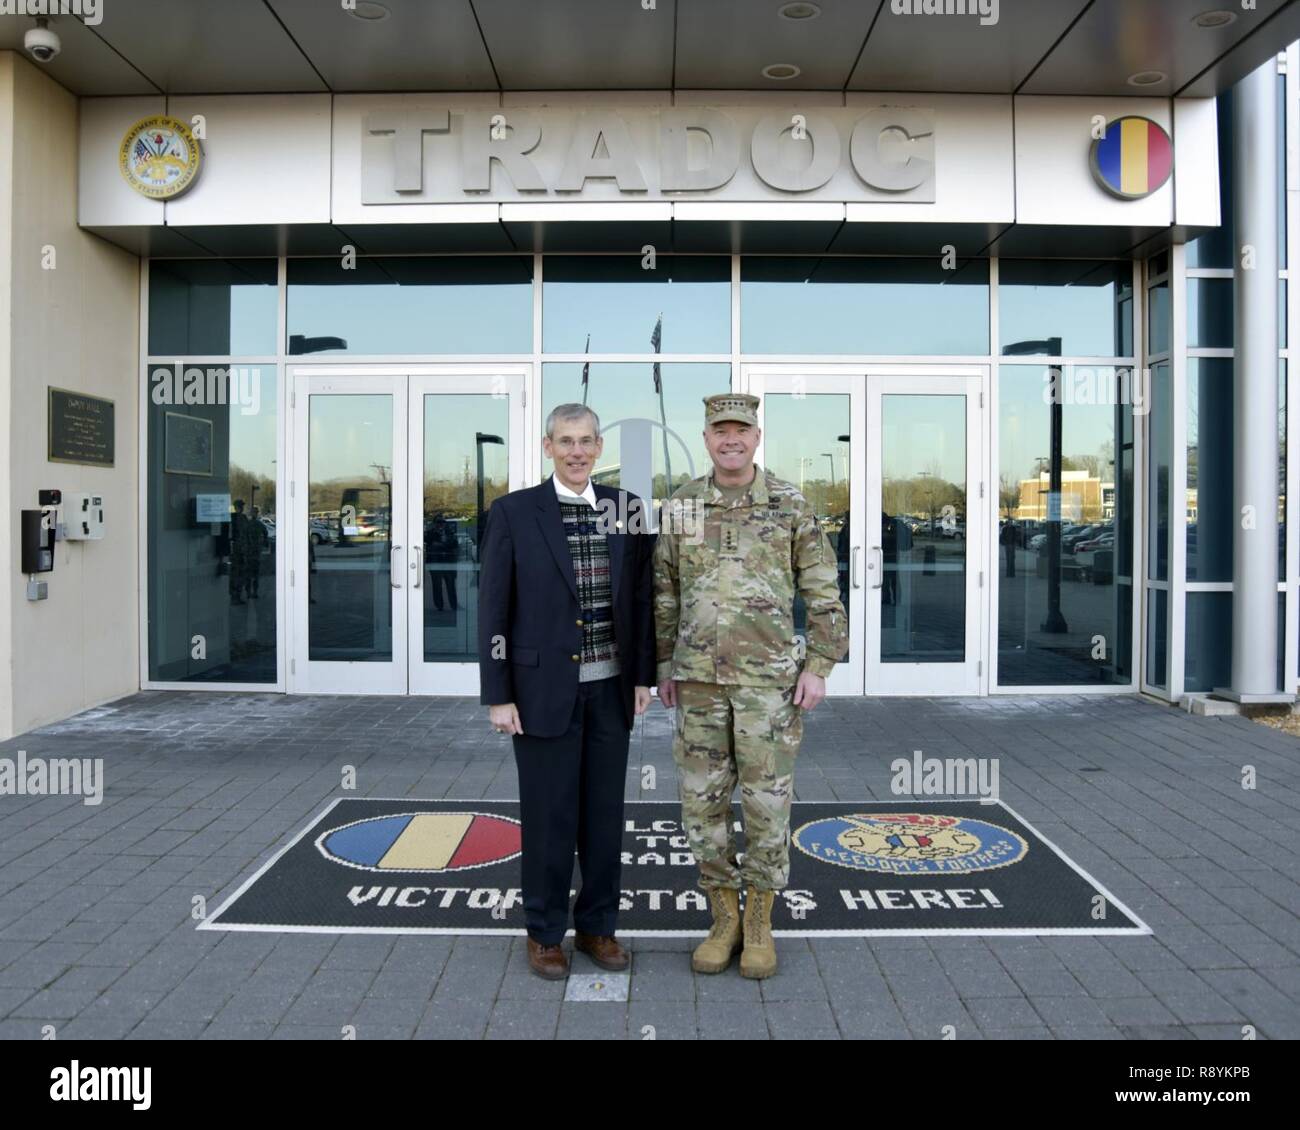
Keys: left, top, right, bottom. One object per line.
{"left": 704, "top": 392, "right": 760, "bottom": 427}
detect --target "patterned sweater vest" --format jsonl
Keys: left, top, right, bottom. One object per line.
{"left": 558, "top": 499, "right": 621, "bottom": 682}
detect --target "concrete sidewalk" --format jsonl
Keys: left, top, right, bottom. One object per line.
{"left": 0, "top": 692, "right": 1297, "bottom": 1040}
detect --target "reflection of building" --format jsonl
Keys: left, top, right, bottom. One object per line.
{"left": 1015, "top": 472, "right": 1114, "bottom": 523}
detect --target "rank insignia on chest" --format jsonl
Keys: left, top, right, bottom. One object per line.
{"left": 721, "top": 526, "right": 740, "bottom": 553}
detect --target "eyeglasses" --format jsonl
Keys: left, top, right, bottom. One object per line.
{"left": 552, "top": 436, "right": 599, "bottom": 451}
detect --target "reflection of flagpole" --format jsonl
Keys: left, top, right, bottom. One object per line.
{"left": 651, "top": 312, "right": 672, "bottom": 493}
{"left": 581, "top": 334, "right": 591, "bottom": 405}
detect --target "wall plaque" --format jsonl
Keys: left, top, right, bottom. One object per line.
{"left": 49, "top": 387, "right": 115, "bottom": 467}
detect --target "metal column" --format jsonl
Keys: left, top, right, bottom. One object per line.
{"left": 1222, "top": 61, "right": 1292, "bottom": 702}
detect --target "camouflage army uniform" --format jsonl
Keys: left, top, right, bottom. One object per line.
{"left": 653, "top": 464, "right": 848, "bottom": 891}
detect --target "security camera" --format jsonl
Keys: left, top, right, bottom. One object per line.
{"left": 25, "top": 19, "right": 61, "bottom": 64}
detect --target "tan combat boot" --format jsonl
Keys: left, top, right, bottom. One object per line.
{"left": 739, "top": 885, "right": 777, "bottom": 980}
{"left": 692, "top": 887, "right": 743, "bottom": 974}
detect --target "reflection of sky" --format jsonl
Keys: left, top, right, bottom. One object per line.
{"left": 882, "top": 396, "right": 965, "bottom": 483}
{"left": 288, "top": 282, "right": 532, "bottom": 354}
{"left": 228, "top": 367, "right": 277, "bottom": 479}
{"left": 762, "top": 395, "right": 850, "bottom": 490}
{"left": 763, "top": 394, "right": 966, "bottom": 491}
{"left": 741, "top": 278, "right": 988, "bottom": 355}
{"left": 999, "top": 367, "right": 1120, "bottom": 485}
{"left": 542, "top": 363, "right": 730, "bottom": 491}
{"left": 543, "top": 263, "right": 731, "bottom": 354}
{"left": 1000, "top": 285, "right": 1128, "bottom": 357}
{"left": 310, "top": 395, "right": 393, "bottom": 482}
{"left": 228, "top": 287, "right": 278, "bottom": 355}
{"left": 148, "top": 263, "right": 277, "bottom": 355}
{"left": 422, "top": 395, "right": 508, "bottom": 485}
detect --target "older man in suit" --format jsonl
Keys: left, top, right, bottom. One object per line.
{"left": 478, "top": 403, "right": 654, "bottom": 980}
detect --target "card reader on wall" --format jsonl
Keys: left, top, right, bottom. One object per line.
{"left": 21, "top": 510, "right": 54, "bottom": 572}
{"left": 63, "top": 493, "right": 104, "bottom": 540}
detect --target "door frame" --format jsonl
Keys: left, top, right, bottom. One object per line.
{"left": 286, "top": 364, "right": 531, "bottom": 695}
{"left": 865, "top": 368, "right": 986, "bottom": 696}
{"left": 746, "top": 367, "right": 867, "bottom": 697}
{"left": 742, "top": 363, "right": 990, "bottom": 697}
{"left": 405, "top": 369, "right": 528, "bottom": 695}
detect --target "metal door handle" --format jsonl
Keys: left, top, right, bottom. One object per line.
{"left": 851, "top": 546, "right": 862, "bottom": 589}
{"left": 412, "top": 545, "right": 423, "bottom": 587}
{"left": 390, "top": 544, "right": 403, "bottom": 588}
{"left": 871, "top": 545, "right": 884, "bottom": 590}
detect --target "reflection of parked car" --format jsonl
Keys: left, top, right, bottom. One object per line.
{"left": 1029, "top": 533, "right": 1047, "bottom": 551}
{"left": 1076, "top": 532, "right": 1115, "bottom": 553}
{"left": 1062, "top": 525, "right": 1103, "bottom": 553}
{"left": 309, "top": 518, "right": 336, "bottom": 545}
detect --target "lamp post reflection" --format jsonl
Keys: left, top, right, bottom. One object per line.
{"left": 475, "top": 432, "right": 504, "bottom": 557}
{"left": 1006, "top": 338, "right": 1068, "bottom": 634}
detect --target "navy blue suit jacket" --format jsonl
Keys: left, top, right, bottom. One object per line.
{"left": 477, "top": 478, "right": 656, "bottom": 738}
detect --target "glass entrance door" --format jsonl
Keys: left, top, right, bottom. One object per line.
{"left": 749, "top": 372, "right": 864, "bottom": 696}
{"left": 289, "top": 368, "right": 525, "bottom": 694}
{"left": 749, "top": 366, "right": 985, "bottom": 696}
{"left": 866, "top": 370, "right": 983, "bottom": 695}
{"left": 406, "top": 374, "right": 523, "bottom": 694}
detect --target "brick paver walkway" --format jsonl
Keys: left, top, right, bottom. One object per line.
{"left": 1, "top": 692, "right": 1297, "bottom": 1039}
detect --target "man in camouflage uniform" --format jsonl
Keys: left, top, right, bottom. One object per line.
{"left": 653, "top": 392, "right": 848, "bottom": 979}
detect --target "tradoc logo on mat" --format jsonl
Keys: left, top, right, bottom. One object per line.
{"left": 200, "top": 799, "right": 1151, "bottom": 937}
{"left": 317, "top": 811, "right": 522, "bottom": 873}
{"left": 1090, "top": 116, "right": 1173, "bottom": 200}
{"left": 793, "top": 812, "right": 1028, "bottom": 875}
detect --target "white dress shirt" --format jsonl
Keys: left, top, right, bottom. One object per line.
{"left": 552, "top": 473, "right": 597, "bottom": 508}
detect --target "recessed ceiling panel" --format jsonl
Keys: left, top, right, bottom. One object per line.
{"left": 82, "top": 225, "right": 217, "bottom": 256}
{"left": 473, "top": 0, "right": 675, "bottom": 89}
{"left": 1023, "top": 0, "right": 1291, "bottom": 96}
{"left": 89, "top": 0, "right": 327, "bottom": 93}
{"left": 675, "top": 0, "right": 877, "bottom": 90}
{"left": 0, "top": 15, "right": 157, "bottom": 94}
{"left": 849, "top": 0, "right": 1090, "bottom": 94}
{"left": 1177, "top": 0, "right": 1300, "bottom": 95}
{"left": 268, "top": 0, "right": 498, "bottom": 91}
{"left": 985, "top": 223, "right": 1160, "bottom": 258}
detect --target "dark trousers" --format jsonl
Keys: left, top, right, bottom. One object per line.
{"left": 511, "top": 675, "right": 630, "bottom": 945}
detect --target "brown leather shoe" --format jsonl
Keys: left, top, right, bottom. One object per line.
{"left": 574, "top": 932, "right": 629, "bottom": 971}
{"left": 526, "top": 936, "right": 569, "bottom": 980}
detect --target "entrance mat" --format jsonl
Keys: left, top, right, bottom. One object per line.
{"left": 200, "top": 799, "right": 1151, "bottom": 937}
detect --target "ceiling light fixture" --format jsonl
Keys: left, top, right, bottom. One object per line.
{"left": 1193, "top": 10, "right": 1237, "bottom": 29}
{"left": 779, "top": 2, "right": 822, "bottom": 19}
{"left": 1126, "top": 70, "right": 1167, "bottom": 87}
{"left": 762, "top": 63, "right": 802, "bottom": 80}
{"left": 348, "top": 1, "right": 390, "bottom": 20}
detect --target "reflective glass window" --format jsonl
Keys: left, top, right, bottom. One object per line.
{"left": 149, "top": 259, "right": 277, "bottom": 356}
{"left": 997, "top": 364, "right": 1132, "bottom": 685}
{"left": 1187, "top": 359, "right": 1233, "bottom": 582}
{"left": 1184, "top": 593, "right": 1232, "bottom": 693}
{"left": 999, "top": 260, "right": 1133, "bottom": 358}
{"left": 541, "top": 363, "right": 730, "bottom": 503}
{"left": 1188, "top": 278, "right": 1234, "bottom": 348}
{"left": 543, "top": 256, "right": 730, "bottom": 354}
{"left": 147, "top": 364, "right": 278, "bottom": 682}
{"left": 287, "top": 257, "right": 533, "bottom": 354}
{"left": 1148, "top": 280, "right": 1170, "bottom": 356}
{"left": 740, "top": 257, "right": 989, "bottom": 355}
{"left": 1149, "top": 362, "right": 1172, "bottom": 583}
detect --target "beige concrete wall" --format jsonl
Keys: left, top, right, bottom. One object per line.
{"left": 0, "top": 56, "right": 12, "bottom": 738}
{"left": 0, "top": 52, "right": 140, "bottom": 739}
